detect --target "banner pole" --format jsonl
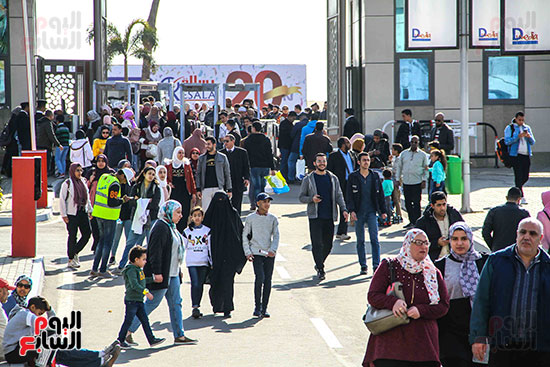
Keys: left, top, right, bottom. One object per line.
{"left": 460, "top": 0, "right": 472, "bottom": 213}
{"left": 21, "top": 0, "right": 36, "bottom": 151}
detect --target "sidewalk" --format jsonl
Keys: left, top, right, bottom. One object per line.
{"left": 0, "top": 254, "right": 45, "bottom": 299}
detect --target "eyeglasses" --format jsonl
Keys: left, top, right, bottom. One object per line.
{"left": 17, "top": 283, "right": 31, "bottom": 289}
{"left": 102, "top": 132, "right": 109, "bottom": 135}
{"left": 191, "top": 152, "right": 199, "bottom": 155}
{"left": 519, "top": 229, "right": 540, "bottom": 236}
{"left": 223, "top": 140, "right": 231, "bottom": 143}
{"left": 411, "top": 239, "right": 429, "bottom": 247}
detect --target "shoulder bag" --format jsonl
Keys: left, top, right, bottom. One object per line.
{"left": 363, "top": 259, "right": 410, "bottom": 335}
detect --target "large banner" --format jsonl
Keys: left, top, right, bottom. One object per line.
{"left": 470, "top": 0, "right": 500, "bottom": 48}
{"left": 108, "top": 64, "right": 307, "bottom": 108}
{"left": 405, "top": 0, "right": 458, "bottom": 50}
{"left": 501, "top": 0, "right": 550, "bottom": 54}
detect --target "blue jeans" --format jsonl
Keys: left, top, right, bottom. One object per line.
{"left": 55, "top": 146, "right": 69, "bottom": 175}
{"left": 355, "top": 211, "right": 380, "bottom": 269}
{"left": 430, "top": 180, "right": 446, "bottom": 196}
{"left": 56, "top": 349, "right": 101, "bottom": 367}
{"left": 288, "top": 152, "right": 300, "bottom": 181}
{"left": 250, "top": 167, "right": 270, "bottom": 201}
{"left": 252, "top": 256, "right": 275, "bottom": 310}
{"left": 92, "top": 218, "right": 116, "bottom": 272}
{"left": 129, "top": 276, "right": 185, "bottom": 338}
{"left": 118, "top": 300, "right": 155, "bottom": 344}
{"left": 188, "top": 266, "right": 209, "bottom": 308}
{"left": 111, "top": 219, "right": 132, "bottom": 259}
{"left": 118, "top": 225, "right": 152, "bottom": 270}
{"left": 280, "top": 148, "right": 290, "bottom": 182}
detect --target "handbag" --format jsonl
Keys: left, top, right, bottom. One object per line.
{"left": 146, "top": 143, "right": 158, "bottom": 158}
{"left": 363, "top": 259, "right": 410, "bottom": 335}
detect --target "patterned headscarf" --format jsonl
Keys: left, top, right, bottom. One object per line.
{"left": 396, "top": 229, "right": 440, "bottom": 305}
{"left": 12, "top": 275, "right": 33, "bottom": 308}
{"left": 158, "top": 200, "right": 185, "bottom": 264}
{"left": 449, "top": 221, "right": 482, "bottom": 302}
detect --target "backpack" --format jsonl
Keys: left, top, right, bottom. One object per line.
{"left": 496, "top": 124, "right": 515, "bottom": 168}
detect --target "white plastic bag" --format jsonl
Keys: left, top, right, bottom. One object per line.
{"left": 296, "top": 159, "right": 306, "bottom": 180}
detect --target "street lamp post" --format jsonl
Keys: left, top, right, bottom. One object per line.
{"left": 460, "top": 0, "right": 471, "bottom": 213}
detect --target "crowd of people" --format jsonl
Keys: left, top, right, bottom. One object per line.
{"left": 0, "top": 97, "right": 547, "bottom": 367}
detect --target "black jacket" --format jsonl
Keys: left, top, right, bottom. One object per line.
{"left": 144, "top": 220, "right": 180, "bottom": 290}
{"left": 118, "top": 182, "right": 133, "bottom": 221}
{"left": 228, "top": 129, "right": 241, "bottom": 147}
{"left": 290, "top": 119, "right": 308, "bottom": 154}
{"left": 430, "top": 123, "right": 455, "bottom": 155}
{"left": 278, "top": 118, "right": 293, "bottom": 151}
{"left": 365, "top": 138, "right": 390, "bottom": 168}
{"left": 129, "top": 181, "right": 161, "bottom": 221}
{"left": 220, "top": 147, "right": 250, "bottom": 193}
{"left": 103, "top": 134, "right": 133, "bottom": 168}
{"left": 345, "top": 169, "right": 388, "bottom": 216}
{"left": 415, "top": 205, "right": 464, "bottom": 261}
{"left": 15, "top": 110, "right": 31, "bottom": 150}
{"left": 242, "top": 133, "right": 274, "bottom": 169}
{"left": 482, "top": 202, "right": 530, "bottom": 251}
{"left": 327, "top": 150, "right": 356, "bottom": 194}
{"left": 343, "top": 116, "right": 361, "bottom": 139}
{"left": 302, "top": 132, "right": 333, "bottom": 170}
{"left": 395, "top": 120, "right": 422, "bottom": 150}
{"left": 36, "top": 116, "right": 60, "bottom": 149}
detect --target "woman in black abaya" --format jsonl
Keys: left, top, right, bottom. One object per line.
{"left": 203, "top": 191, "right": 246, "bottom": 318}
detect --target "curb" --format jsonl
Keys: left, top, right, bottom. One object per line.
{"left": 28, "top": 256, "right": 45, "bottom": 299}
{"left": 0, "top": 207, "right": 53, "bottom": 227}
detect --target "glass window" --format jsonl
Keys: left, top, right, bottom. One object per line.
{"left": 487, "top": 56, "right": 519, "bottom": 100}
{"left": 0, "top": 60, "right": 6, "bottom": 104}
{"left": 395, "top": 0, "right": 430, "bottom": 53}
{"left": 399, "top": 58, "right": 429, "bottom": 101}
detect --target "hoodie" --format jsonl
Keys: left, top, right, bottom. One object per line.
{"left": 123, "top": 263, "right": 152, "bottom": 302}
{"left": 182, "top": 129, "right": 206, "bottom": 158}
{"left": 537, "top": 191, "right": 550, "bottom": 251}
{"left": 157, "top": 127, "right": 181, "bottom": 164}
{"left": 299, "top": 120, "right": 317, "bottom": 155}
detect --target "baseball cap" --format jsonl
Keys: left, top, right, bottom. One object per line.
{"left": 256, "top": 193, "right": 273, "bottom": 202}
{"left": 121, "top": 167, "right": 135, "bottom": 183}
{"left": 0, "top": 278, "right": 15, "bottom": 290}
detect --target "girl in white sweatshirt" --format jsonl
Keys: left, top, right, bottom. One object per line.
{"left": 183, "top": 207, "right": 211, "bottom": 319}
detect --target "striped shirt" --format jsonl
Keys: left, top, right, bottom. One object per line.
{"left": 55, "top": 124, "right": 70, "bottom": 146}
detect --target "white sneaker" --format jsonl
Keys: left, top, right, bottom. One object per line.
{"left": 74, "top": 254, "right": 80, "bottom": 266}
{"left": 68, "top": 259, "right": 79, "bottom": 270}
{"left": 520, "top": 197, "right": 528, "bottom": 205}
{"left": 339, "top": 234, "right": 351, "bottom": 241}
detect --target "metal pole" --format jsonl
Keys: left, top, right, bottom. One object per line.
{"left": 92, "top": 81, "right": 97, "bottom": 113}
{"left": 214, "top": 85, "right": 218, "bottom": 139}
{"left": 460, "top": 0, "right": 471, "bottom": 213}
{"left": 169, "top": 83, "right": 174, "bottom": 111}
{"left": 21, "top": 0, "right": 36, "bottom": 150}
{"left": 179, "top": 85, "right": 185, "bottom": 143}
{"left": 135, "top": 85, "right": 140, "bottom": 124}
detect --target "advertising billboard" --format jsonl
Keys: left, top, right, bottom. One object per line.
{"left": 470, "top": 0, "right": 500, "bottom": 48}
{"left": 405, "top": 0, "right": 458, "bottom": 50}
{"left": 501, "top": 0, "right": 550, "bottom": 54}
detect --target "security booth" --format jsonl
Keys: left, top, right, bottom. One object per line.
{"left": 222, "top": 83, "right": 261, "bottom": 118}
{"left": 177, "top": 83, "right": 220, "bottom": 142}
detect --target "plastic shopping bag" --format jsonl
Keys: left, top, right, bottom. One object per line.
{"left": 296, "top": 159, "right": 306, "bottom": 180}
{"left": 265, "top": 171, "right": 290, "bottom": 194}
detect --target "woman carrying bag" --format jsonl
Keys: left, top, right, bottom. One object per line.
{"left": 166, "top": 146, "right": 196, "bottom": 233}
{"left": 363, "top": 228, "right": 449, "bottom": 367}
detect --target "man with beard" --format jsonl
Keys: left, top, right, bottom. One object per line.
{"left": 430, "top": 112, "right": 454, "bottom": 155}
{"left": 220, "top": 134, "right": 250, "bottom": 214}
{"left": 196, "top": 136, "right": 232, "bottom": 211}
{"left": 203, "top": 192, "right": 247, "bottom": 318}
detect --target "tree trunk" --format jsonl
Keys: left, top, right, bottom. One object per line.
{"left": 141, "top": 0, "right": 160, "bottom": 81}
{"left": 124, "top": 57, "right": 128, "bottom": 82}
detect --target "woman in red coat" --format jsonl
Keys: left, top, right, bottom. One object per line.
{"left": 165, "top": 146, "right": 196, "bottom": 232}
{"left": 363, "top": 228, "right": 450, "bottom": 367}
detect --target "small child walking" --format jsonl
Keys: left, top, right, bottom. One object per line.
{"left": 243, "top": 193, "right": 280, "bottom": 318}
{"left": 381, "top": 169, "right": 394, "bottom": 227}
{"left": 183, "top": 207, "right": 211, "bottom": 319}
{"left": 117, "top": 245, "right": 165, "bottom": 349}
{"left": 428, "top": 149, "right": 447, "bottom": 196}
{"left": 390, "top": 143, "right": 403, "bottom": 223}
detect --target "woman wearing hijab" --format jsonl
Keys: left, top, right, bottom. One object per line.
{"left": 139, "top": 121, "right": 162, "bottom": 166}
{"left": 93, "top": 115, "right": 113, "bottom": 140}
{"left": 86, "top": 110, "right": 102, "bottom": 142}
{"left": 59, "top": 163, "right": 93, "bottom": 270}
{"left": 182, "top": 129, "right": 206, "bottom": 159}
{"left": 537, "top": 191, "right": 550, "bottom": 251}
{"left": 125, "top": 200, "right": 197, "bottom": 346}
{"left": 139, "top": 104, "right": 151, "bottom": 129}
{"left": 189, "top": 147, "right": 200, "bottom": 183}
{"left": 156, "top": 165, "right": 171, "bottom": 208}
{"left": 2, "top": 275, "right": 32, "bottom": 316}
{"left": 363, "top": 228, "right": 450, "bottom": 367}
{"left": 435, "top": 222, "right": 488, "bottom": 367}
{"left": 157, "top": 127, "right": 182, "bottom": 165}
{"left": 121, "top": 110, "right": 137, "bottom": 130}
{"left": 92, "top": 126, "right": 110, "bottom": 157}
{"left": 146, "top": 105, "right": 165, "bottom": 128}
{"left": 70, "top": 130, "right": 94, "bottom": 171}
{"left": 165, "top": 111, "right": 180, "bottom": 138}
{"left": 166, "top": 146, "right": 196, "bottom": 233}
{"left": 350, "top": 133, "right": 365, "bottom": 155}
{"left": 203, "top": 192, "right": 247, "bottom": 319}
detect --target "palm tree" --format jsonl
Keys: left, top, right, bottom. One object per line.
{"left": 87, "top": 19, "right": 158, "bottom": 82}
{"left": 141, "top": 0, "right": 161, "bottom": 81}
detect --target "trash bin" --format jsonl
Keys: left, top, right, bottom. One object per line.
{"left": 446, "top": 155, "right": 463, "bottom": 195}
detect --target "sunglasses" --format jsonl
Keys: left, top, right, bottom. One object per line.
{"left": 411, "top": 240, "right": 429, "bottom": 247}
{"left": 102, "top": 131, "right": 109, "bottom": 134}
{"left": 191, "top": 152, "right": 200, "bottom": 155}
{"left": 223, "top": 140, "right": 231, "bottom": 143}
{"left": 17, "top": 283, "right": 31, "bottom": 289}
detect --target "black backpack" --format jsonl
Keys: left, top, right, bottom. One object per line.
{"left": 496, "top": 123, "right": 515, "bottom": 168}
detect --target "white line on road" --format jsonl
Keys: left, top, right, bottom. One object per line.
{"left": 275, "top": 253, "right": 287, "bottom": 262}
{"left": 310, "top": 318, "right": 343, "bottom": 349}
{"left": 276, "top": 266, "right": 291, "bottom": 279}
{"left": 57, "top": 269, "right": 74, "bottom": 317}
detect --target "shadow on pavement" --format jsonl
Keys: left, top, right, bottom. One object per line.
{"left": 301, "top": 241, "right": 404, "bottom": 255}
{"left": 114, "top": 343, "right": 175, "bottom": 364}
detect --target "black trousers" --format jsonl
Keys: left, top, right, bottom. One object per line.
{"left": 90, "top": 216, "right": 100, "bottom": 252}
{"left": 66, "top": 208, "right": 92, "bottom": 259}
{"left": 5, "top": 344, "right": 38, "bottom": 366}
{"left": 511, "top": 154, "right": 530, "bottom": 196}
{"left": 336, "top": 209, "right": 348, "bottom": 235}
{"left": 1, "top": 140, "right": 18, "bottom": 177}
{"left": 309, "top": 218, "right": 335, "bottom": 271}
{"left": 489, "top": 347, "right": 549, "bottom": 367}
{"left": 231, "top": 188, "right": 244, "bottom": 215}
{"left": 403, "top": 183, "right": 422, "bottom": 225}
{"left": 252, "top": 255, "right": 275, "bottom": 310}
{"left": 374, "top": 360, "right": 440, "bottom": 367}
{"left": 440, "top": 358, "right": 475, "bottom": 367}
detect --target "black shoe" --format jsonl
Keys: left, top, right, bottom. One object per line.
{"left": 192, "top": 308, "right": 202, "bottom": 319}
{"left": 223, "top": 312, "right": 231, "bottom": 319}
{"left": 261, "top": 311, "right": 270, "bottom": 318}
{"left": 253, "top": 308, "right": 261, "bottom": 318}
{"left": 360, "top": 266, "right": 368, "bottom": 275}
{"left": 119, "top": 340, "right": 132, "bottom": 350}
{"left": 149, "top": 337, "right": 165, "bottom": 347}
{"left": 317, "top": 269, "right": 326, "bottom": 281}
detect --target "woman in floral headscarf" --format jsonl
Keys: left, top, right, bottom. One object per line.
{"left": 363, "top": 228, "right": 450, "bottom": 367}
{"left": 2, "top": 275, "right": 32, "bottom": 316}
{"left": 124, "top": 200, "right": 197, "bottom": 346}
{"left": 435, "top": 222, "right": 489, "bottom": 367}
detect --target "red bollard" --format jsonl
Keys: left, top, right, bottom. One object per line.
{"left": 11, "top": 157, "right": 37, "bottom": 257}
{"left": 22, "top": 150, "right": 48, "bottom": 209}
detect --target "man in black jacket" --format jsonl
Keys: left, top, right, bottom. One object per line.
{"left": 346, "top": 153, "right": 388, "bottom": 274}
{"left": 343, "top": 108, "right": 361, "bottom": 139}
{"left": 482, "top": 187, "right": 530, "bottom": 252}
{"left": 242, "top": 121, "right": 275, "bottom": 203}
{"left": 15, "top": 102, "right": 31, "bottom": 151}
{"left": 302, "top": 122, "right": 333, "bottom": 171}
{"left": 36, "top": 110, "right": 61, "bottom": 176}
{"left": 430, "top": 112, "right": 455, "bottom": 155}
{"left": 415, "top": 191, "right": 464, "bottom": 261}
{"left": 220, "top": 134, "right": 250, "bottom": 214}
{"left": 225, "top": 119, "right": 241, "bottom": 146}
{"left": 328, "top": 137, "right": 355, "bottom": 241}
{"left": 278, "top": 111, "right": 296, "bottom": 182}
{"left": 103, "top": 123, "right": 133, "bottom": 168}
{"left": 395, "top": 109, "right": 422, "bottom": 150}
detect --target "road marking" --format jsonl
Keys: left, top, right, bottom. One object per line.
{"left": 57, "top": 269, "right": 74, "bottom": 317}
{"left": 275, "top": 253, "right": 287, "bottom": 262}
{"left": 276, "top": 266, "right": 291, "bottom": 279}
{"left": 310, "top": 318, "right": 343, "bottom": 349}
{"left": 279, "top": 243, "right": 290, "bottom": 247}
